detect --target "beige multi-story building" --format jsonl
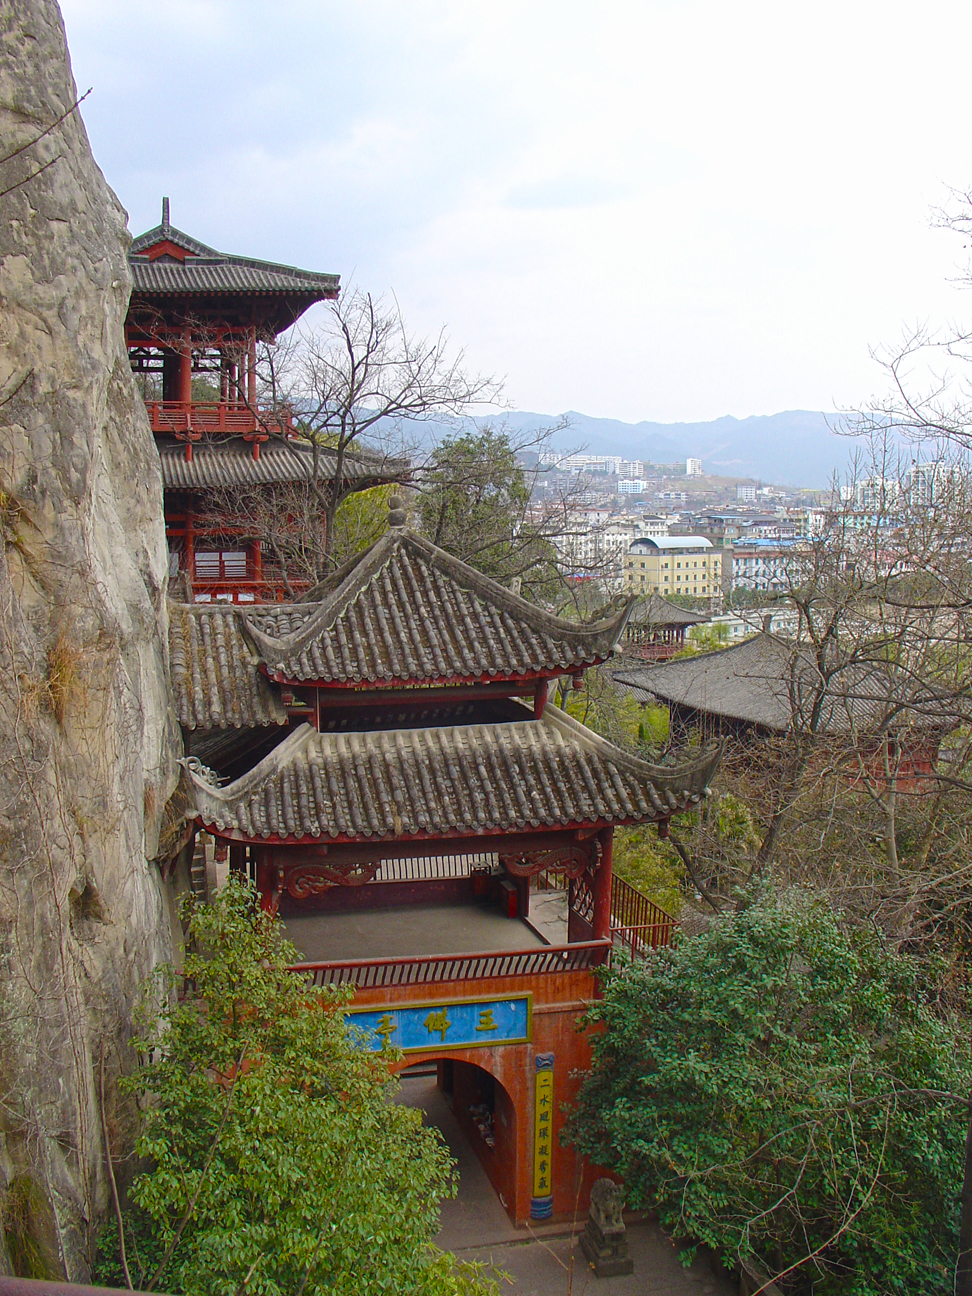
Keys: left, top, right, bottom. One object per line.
{"left": 624, "top": 536, "right": 721, "bottom": 601}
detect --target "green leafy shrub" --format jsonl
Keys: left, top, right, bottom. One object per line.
{"left": 565, "top": 887, "right": 969, "bottom": 1294}
{"left": 96, "top": 878, "right": 495, "bottom": 1296}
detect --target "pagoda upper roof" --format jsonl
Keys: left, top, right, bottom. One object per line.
{"left": 129, "top": 200, "right": 339, "bottom": 303}
{"left": 186, "top": 705, "right": 721, "bottom": 844}
{"left": 238, "top": 520, "right": 633, "bottom": 686}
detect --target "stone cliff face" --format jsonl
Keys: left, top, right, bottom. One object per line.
{"left": 0, "top": 0, "right": 180, "bottom": 1278}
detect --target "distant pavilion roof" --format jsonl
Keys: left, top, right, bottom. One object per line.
{"left": 187, "top": 705, "right": 721, "bottom": 844}
{"left": 158, "top": 437, "right": 406, "bottom": 493}
{"left": 626, "top": 594, "right": 710, "bottom": 629}
{"left": 613, "top": 633, "right": 955, "bottom": 734}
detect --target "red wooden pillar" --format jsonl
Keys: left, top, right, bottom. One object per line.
{"left": 255, "top": 853, "right": 277, "bottom": 913}
{"left": 178, "top": 325, "right": 192, "bottom": 405}
{"left": 247, "top": 327, "right": 257, "bottom": 407}
{"left": 185, "top": 507, "right": 195, "bottom": 582}
{"left": 533, "top": 678, "right": 548, "bottom": 720}
{"left": 593, "top": 826, "right": 613, "bottom": 940}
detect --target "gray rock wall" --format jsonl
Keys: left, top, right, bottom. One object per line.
{"left": 0, "top": 0, "right": 180, "bottom": 1278}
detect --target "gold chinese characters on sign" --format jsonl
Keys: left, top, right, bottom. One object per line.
{"left": 532, "top": 1053, "right": 555, "bottom": 1218}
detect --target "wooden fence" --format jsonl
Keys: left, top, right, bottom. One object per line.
{"left": 294, "top": 939, "right": 612, "bottom": 988}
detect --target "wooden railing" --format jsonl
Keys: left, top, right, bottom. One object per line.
{"left": 145, "top": 400, "right": 295, "bottom": 439}
{"left": 610, "top": 873, "right": 677, "bottom": 954}
{"left": 189, "top": 579, "right": 312, "bottom": 604}
{"left": 293, "top": 940, "right": 612, "bottom": 989}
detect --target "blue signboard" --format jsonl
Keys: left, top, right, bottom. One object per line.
{"left": 348, "top": 995, "right": 531, "bottom": 1053}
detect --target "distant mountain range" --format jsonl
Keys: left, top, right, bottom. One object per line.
{"left": 480, "top": 409, "right": 859, "bottom": 490}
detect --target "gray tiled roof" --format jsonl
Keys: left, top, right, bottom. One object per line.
{"left": 626, "top": 594, "right": 711, "bottom": 628}
{"left": 159, "top": 438, "right": 404, "bottom": 491}
{"left": 131, "top": 259, "right": 339, "bottom": 296}
{"left": 238, "top": 526, "right": 633, "bottom": 684}
{"left": 613, "top": 633, "right": 951, "bottom": 734}
{"left": 168, "top": 603, "right": 287, "bottom": 730}
{"left": 129, "top": 221, "right": 338, "bottom": 298}
{"left": 187, "top": 705, "right": 721, "bottom": 842}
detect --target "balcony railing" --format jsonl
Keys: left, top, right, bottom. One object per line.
{"left": 529, "top": 871, "right": 678, "bottom": 954}
{"left": 188, "top": 578, "right": 314, "bottom": 604}
{"left": 144, "top": 400, "right": 295, "bottom": 440}
{"left": 611, "top": 873, "right": 677, "bottom": 954}
{"left": 293, "top": 940, "right": 613, "bottom": 989}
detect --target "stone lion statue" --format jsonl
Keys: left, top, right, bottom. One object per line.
{"left": 590, "top": 1178, "right": 625, "bottom": 1234}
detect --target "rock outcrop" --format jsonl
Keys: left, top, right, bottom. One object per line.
{"left": 0, "top": 0, "right": 180, "bottom": 1278}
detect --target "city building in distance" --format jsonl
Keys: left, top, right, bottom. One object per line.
{"left": 624, "top": 535, "right": 721, "bottom": 601}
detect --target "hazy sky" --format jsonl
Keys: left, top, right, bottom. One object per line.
{"left": 59, "top": 0, "right": 972, "bottom": 424}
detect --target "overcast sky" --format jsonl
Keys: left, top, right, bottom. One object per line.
{"left": 59, "top": 0, "right": 972, "bottom": 424}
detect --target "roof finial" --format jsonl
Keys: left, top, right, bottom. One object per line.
{"left": 161, "top": 196, "right": 170, "bottom": 228}
{"left": 387, "top": 494, "right": 407, "bottom": 528}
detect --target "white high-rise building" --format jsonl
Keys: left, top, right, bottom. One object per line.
{"left": 908, "top": 461, "right": 947, "bottom": 507}
{"left": 855, "top": 477, "right": 900, "bottom": 513}
{"left": 686, "top": 457, "right": 703, "bottom": 477}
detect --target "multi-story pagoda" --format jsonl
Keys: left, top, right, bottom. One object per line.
{"left": 126, "top": 200, "right": 402, "bottom": 601}
{"left": 171, "top": 497, "right": 720, "bottom": 1224}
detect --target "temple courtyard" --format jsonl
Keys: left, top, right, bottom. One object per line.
{"left": 398, "top": 1073, "right": 736, "bottom": 1296}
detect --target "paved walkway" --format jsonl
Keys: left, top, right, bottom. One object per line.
{"left": 397, "top": 1075, "right": 736, "bottom": 1296}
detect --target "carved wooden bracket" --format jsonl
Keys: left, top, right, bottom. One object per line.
{"left": 284, "top": 861, "right": 381, "bottom": 897}
{"left": 499, "top": 840, "right": 601, "bottom": 880}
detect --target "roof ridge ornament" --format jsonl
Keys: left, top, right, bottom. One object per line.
{"left": 161, "top": 196, "right": 170, "bottom": 228}
{"left": 387, "top": 494, "right": 407, "bottom": 528}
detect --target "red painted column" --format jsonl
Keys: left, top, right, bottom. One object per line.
{"left": 255, "top": 853, "right": 277, "bottom": 913}
{"left": 247, "top": 327, "right": 257, "bottom": 407}
{"left": 533, "top": 678, "right": 548, "bottom": 720}
{"left": 178, "top": 325, "right": 192, "bottom": 405}
{"left": 185, "top": 508, "right": 195, "bottom": 582}
{"left": 593, "top": 826, "right": 613, "bottom": 940}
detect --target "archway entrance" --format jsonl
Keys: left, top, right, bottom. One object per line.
{"left": 396, "top": 1059, "right": 520, "bottom": 1244}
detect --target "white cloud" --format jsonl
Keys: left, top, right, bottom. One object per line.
{"left": 60, "top": 0, "right": 972, "bottom": 421}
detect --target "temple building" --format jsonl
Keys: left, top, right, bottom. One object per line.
{"left": 138, "top": 200, "right": 723, "bottom": 1226}
{"left": 620, "top": 593, "right": 710, "bottom": 660}
{"left": 126, "top": 200, "right": 403, "bottom": 601}
{"left": 613, "top": 631, "right": 946, "bottom": 789}
{"left": 170, "top": 499, "right": 721, "bottom": 1224}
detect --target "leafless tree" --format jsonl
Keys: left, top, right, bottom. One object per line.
{"left": 240, "top": 291, "right": 500, "bottom": 569}
{"left": 638, "top": 433, "right": 972, "bottom": 954}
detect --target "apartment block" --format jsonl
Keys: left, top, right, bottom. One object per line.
{"left": 623, "top": 536, "right": 721, "bottom": 600}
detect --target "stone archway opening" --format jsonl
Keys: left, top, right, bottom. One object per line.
{"left": 395, "top": 1058, "right": 520, "bottom": 1243}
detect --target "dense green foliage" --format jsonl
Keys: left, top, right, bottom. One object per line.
{"left": 565, "top": 888, "right": 969, "bottom": 1294}
{"left": 96, "top": 880, "right": 494, "bottom": 1296}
